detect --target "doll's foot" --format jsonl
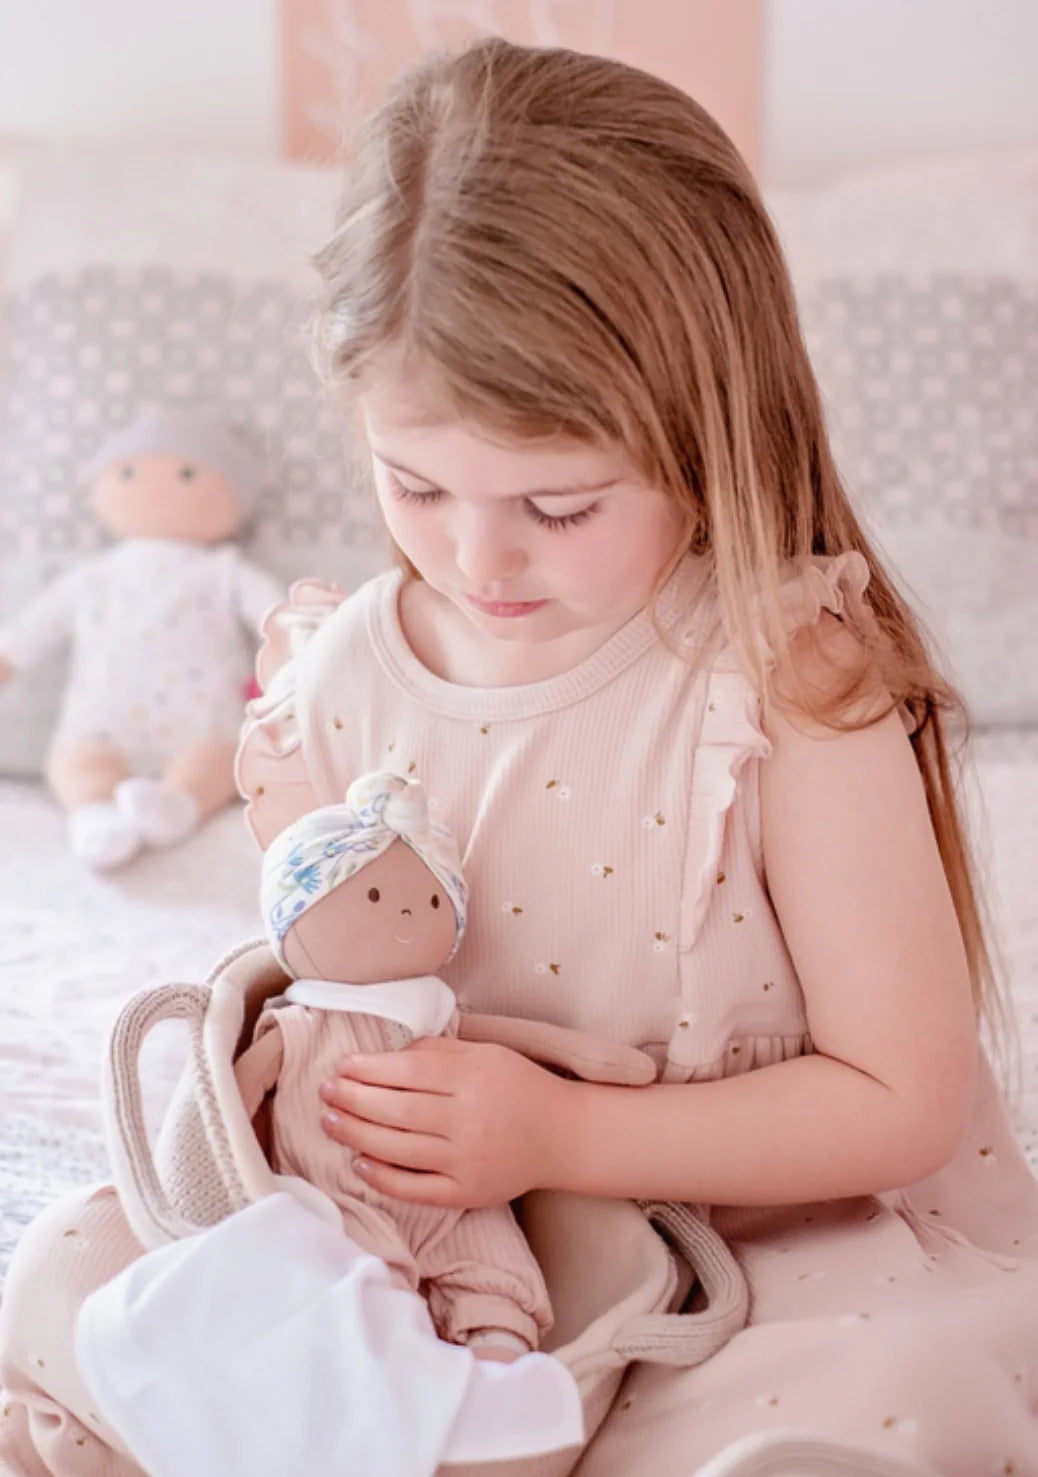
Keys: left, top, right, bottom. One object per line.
{"left": 467, "top": 1331, "right": 528, "bottom": 1364}
{"left": 67, "top": 802, "right": 143, "bottom": 871}
{"left": 115, "top": 777, "right": 200, "bottom": 849}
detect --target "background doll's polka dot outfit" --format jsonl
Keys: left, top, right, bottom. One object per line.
{"left": 0, "top": 538, "right": 282, "bottom": 773}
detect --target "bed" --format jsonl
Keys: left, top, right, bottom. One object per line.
{"left": 2, "top": 726, "right": 1037, "bottom": 1284}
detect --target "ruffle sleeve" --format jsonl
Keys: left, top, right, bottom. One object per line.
{"left": 235, "top": 579, "right": 350, "bottom": 849}
{"left": 679, "top": 550, "right": 873, "bottom": 955}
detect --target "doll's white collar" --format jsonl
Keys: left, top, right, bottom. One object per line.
{"left": 283, "top": 976, "right": 456, "bottom": 1038}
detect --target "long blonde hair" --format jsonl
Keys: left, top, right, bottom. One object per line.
{"left": 313, "top": 37, "right": 1006, "bottom": 1043}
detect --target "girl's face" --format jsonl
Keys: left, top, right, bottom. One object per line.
{"left": 361, "top": 391, "right": 686, "bottom": 655}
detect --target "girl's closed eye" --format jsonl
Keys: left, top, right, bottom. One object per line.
{"left": 387, "top": 472, "right": 601, "bottom": 532}
{"left": 525, "top": 499, "right": 600, "bottom": 533}
{"left": 389, "top": 474, "right": 444, "bottom": 510}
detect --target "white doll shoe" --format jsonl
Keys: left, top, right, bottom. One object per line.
{"left": 67, "top": 801, "right": 144, "bottom": 871}
{"left": 115, "top": 777, "right": 200, "bottom": 849}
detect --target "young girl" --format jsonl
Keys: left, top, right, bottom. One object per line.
{"left": 2, "top": 35, "right": 1037, "bottom": 1477}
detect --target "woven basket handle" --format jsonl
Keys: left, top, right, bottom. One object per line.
{"left": 103, "top": 982, "right": 251, "bottom": 1248}
{"left": 609, "top": 1201, "right": 749, "bottom": 1366}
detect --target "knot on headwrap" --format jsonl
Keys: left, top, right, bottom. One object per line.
{"left": 260, "top": 771, "right": 467, "bottom": 970}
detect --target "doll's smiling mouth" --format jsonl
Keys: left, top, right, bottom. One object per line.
{"left": 393, "top": 933, "right": 414, "bottom": 945}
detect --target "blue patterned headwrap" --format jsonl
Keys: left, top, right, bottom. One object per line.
{"left": 260, "top": 771, "right": 467, "bottom": 969}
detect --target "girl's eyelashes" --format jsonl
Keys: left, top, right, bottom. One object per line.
{"left": 390, "top": 480, "right": 444, "bottom": 509}
{"left": 526, "top": 501, "right": 599, "bottom": 532}
{"left": 386, "top": 473, "right": 601, "bottom": 532}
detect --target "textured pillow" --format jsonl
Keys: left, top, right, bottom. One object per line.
{"left": 766, "top": 149, "right": 1038, "bottom": 728}
{"left": 0, "top": 145, "right": 388, "bottom": 776}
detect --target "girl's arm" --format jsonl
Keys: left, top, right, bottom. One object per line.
{"left": 322, "top": 621, "right": 979, "bottom": 1209}
{"left": 539, "top": 635, "right": 979, "bottom": 1206}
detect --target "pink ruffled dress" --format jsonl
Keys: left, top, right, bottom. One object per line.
{"left": 233, "top": 552, "right": 1038, "bottom": 1476}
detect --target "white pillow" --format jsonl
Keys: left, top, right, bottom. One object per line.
{"left": 766, "top": 149, "right": 1038, "bottom": 728}
{"left": 0, "top": 144, "right": 387, "bottom": 777}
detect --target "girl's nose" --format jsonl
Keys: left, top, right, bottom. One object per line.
{"left": 453, "top": 510, "right": 525, "bottom": 587}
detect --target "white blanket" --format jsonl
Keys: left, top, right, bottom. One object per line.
{"left": 75, "top": 1185, "right": 584, "bottom": 1477}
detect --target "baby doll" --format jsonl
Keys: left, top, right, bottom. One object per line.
{"left": 236, "top": 770, "right": 553, "bottom": 1363}
{"left": 0, "top": 408, "right": 283, "bottom": 870}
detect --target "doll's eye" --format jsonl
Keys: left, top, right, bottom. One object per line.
{"left": 430, "top": 894, "right": 440, "bottom": 909}
{"left": 367, "top": 887, "right": 380, "bottom": 903}
{"left": 120, "top": 464, "right": 134, "bottom": 479}
{"left": 179, "top": 465, "right": 197, "bottom": 481}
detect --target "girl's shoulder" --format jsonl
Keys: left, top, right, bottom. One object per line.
{"left": 251, "top": 568, "right": 397, "bottom": 692}
{"left": 236, "top": 569, "right": 399, "bottom": 847}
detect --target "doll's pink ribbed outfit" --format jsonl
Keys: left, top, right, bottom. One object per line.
{"left": 2, "top": 551, "right": 1038, "bottom": 1477}
{"left": 254, "top": 1002, "right": 550, "bottom": 1348}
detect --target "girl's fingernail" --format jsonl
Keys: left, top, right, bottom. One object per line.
{"left": 356, "top": 1158, "right": 372, "bottom": 1176}
{"left": 323, "top": 1111, "right": 340, "bottom": 1128}
{"left": 319, "top": 1081, "right": 336, "bottom": 1100}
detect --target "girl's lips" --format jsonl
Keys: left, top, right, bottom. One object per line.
{"left": 465, "top": 595, "right": 550, "bottom": 619}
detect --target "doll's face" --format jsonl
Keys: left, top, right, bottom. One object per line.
{"left": 281, "top": 840, "right": 459, "bottom": 984}
{"left": 91, "top": 454, "right": 242, "bottom": 544}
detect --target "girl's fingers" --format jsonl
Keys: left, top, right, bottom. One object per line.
{"left": 319, "top": 1078, "right": 451, "bottom": 1135}
{"left": 349, "top": 1159, "right": 462, "bottom": 1209}
{"left": 321, "top": 1111, "right": 448, "bottom": 1172}
{"left": 336, "top": 1043, "right": 460, "bottom": 1092}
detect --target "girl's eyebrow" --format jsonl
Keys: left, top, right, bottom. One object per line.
{"left": 374, "top": 453, "right": 620, "bottom": 499}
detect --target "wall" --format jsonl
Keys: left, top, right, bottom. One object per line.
{"left": 0, "top": 0, "right": 279, "bottom": 155}
{"left": 0, "top": 0, "right": 1036, "bottom": 184}
{"left": 762, "top": 0, "right": 1038, "bottom": 184}
{"left": 280, "top": 0, "right": 762, "bottom": 170}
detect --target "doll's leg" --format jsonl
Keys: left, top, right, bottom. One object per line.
{"left": 114, "top": 737, "right": 238, "bottom": 850}
{"left": 164, "top": 737, "right": 238, "bottom": 817}
{"left": 416, "top": 1204, "right": 548, "bottom": 1354}
{"left": 46, "top": 741, "right": 129, "bottom": 808}
{"left": 45, "top": 742, "right": 143, "bottom": 871}
{"left": 0, "top": 1185, "right": 145, "bottom": 1477}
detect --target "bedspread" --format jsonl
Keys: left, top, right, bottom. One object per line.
{"left": 2, "top": 730, "right": 1036, "bottom": 1283}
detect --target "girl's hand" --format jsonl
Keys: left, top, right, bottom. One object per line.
{"left": 318, "top": 1037, "right": 567, "bottom": 1208}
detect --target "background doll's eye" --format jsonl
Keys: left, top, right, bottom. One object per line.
{"left": 179, "top": 465, "right": 197, "bottom": 481}
{"left": 430, "top": 894, "right": 440, "bottom": 909}
{"left": 120, "top": 464, "right": 134, "bottom": 479}
{"left": 367, "top": 887, "right": 380, "bottom": 903}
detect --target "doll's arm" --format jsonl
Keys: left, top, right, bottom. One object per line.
{"left": 234, "top": 1026, "right": 285, "bottom": 1121}
{"left": 0, "top": 563, "right": 87, "bottom": 678}
{"left": 458, "top": 1012, "right": 656, "bottom": 1086}
{"left": 233, "top": 556, "right": 286, "bottom": 636}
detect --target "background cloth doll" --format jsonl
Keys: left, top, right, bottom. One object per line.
{"left": 0, "top": 408, "right": 284, "bottom": 870}
{"left": 235, "top": 770, "right": 554, "bottom": 1361}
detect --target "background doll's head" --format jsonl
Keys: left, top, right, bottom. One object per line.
{"left": 260, "top": 772, "right": 468, "bottom": 984}
{"left": 83, "top": 407, "right": 268, "bottom": 544}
